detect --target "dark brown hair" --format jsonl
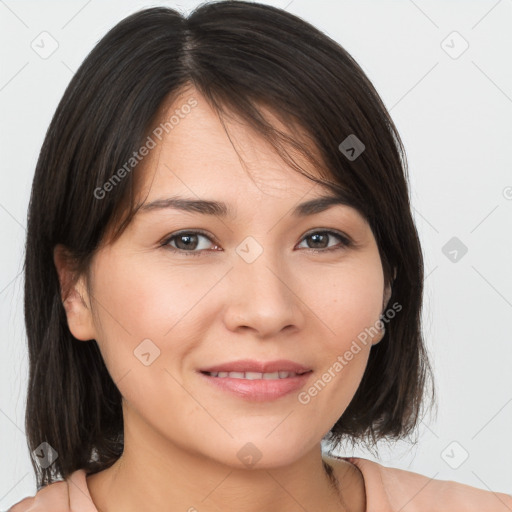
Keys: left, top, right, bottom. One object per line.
{"left": 24, "top": 0, "right": 435, "bottom": 488}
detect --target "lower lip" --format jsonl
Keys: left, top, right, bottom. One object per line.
{"left": 198, "top": 371, "right": 312, "bottom": 402}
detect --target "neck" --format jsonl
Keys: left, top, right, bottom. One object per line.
{"left": 86, "top": 403, "right": 355, "bottom": 512}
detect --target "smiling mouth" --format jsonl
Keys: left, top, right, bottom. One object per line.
{"left": 199, "top": 369, "right": 313, "bottom": 402}
{"left": 201, "top": 370, "right": 312, "bottom": 379}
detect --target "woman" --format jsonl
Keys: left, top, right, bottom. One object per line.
{"left": 9, "top": 2, "right": 512, "bottom": 511}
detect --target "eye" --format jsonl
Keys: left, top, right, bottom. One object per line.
{"left": 296, "top": 230, "right": 352, "bottom": 253}
{"left": 161, "top": 230, "right": 219, "bottom": 257}
{"left": 160, "top": 229, "right": 352, "bottom": 257}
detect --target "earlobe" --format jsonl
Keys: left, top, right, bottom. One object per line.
{"left": 53, "top": 244, "right": 96, "bottom": 342}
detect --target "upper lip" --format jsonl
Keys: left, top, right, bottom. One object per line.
{"left": 199, "top": 359, "right": 312, "bottom": 374}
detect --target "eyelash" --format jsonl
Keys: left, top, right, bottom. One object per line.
{"left": 160, "top": 229, "right": 352, "bottom": 257}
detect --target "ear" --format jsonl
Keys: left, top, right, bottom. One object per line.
{"left": 382, "top": 281, "right": 392, "bottom": 312}
{"left": 53, "top": 244, "right": 96, "bottom": 341}
{"left": 382, "top": 267, "right": 396, "bottom": 312}
{"left": 372, "top": 273, "right": 395, "bottom": 347}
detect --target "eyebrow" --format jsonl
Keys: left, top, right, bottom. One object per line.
{"left": 138, "top": 194, "right": 358, "bottom": 218}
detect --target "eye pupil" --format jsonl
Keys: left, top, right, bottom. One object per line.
{"left": 309, "top": 233, "right": 328, "bottom": 249}
{"left": 176, "top": 234, "right": 198, "bottom": 250}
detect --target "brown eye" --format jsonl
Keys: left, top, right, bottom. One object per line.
{"left": 162, "top": 230, "right": 218, "bottom": 257}
{"left": 297, "top": 230, "right": 351, "bottom": 253}
{"left": 161, "top": 229, "right": 351, "bottom": 257}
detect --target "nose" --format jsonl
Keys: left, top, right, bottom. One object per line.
{"left": 222, "top": 246, "right": 305, "bottom": 338}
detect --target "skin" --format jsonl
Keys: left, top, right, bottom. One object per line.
{"left": 53, "top": 85, "right": 392, "bottom": 512}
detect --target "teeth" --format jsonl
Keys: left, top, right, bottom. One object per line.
{"left": 206, "top": 371, "right": 302, "bottom": 379}
{"left": 245, "top": 372, "right": 263, "bottom": 380}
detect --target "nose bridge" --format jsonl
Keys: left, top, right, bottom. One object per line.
{"left": 224, "top": 234, "right": 301, "bottom": 334}
{"left": 235, "top": 234, "right": 290, "bottom": 302}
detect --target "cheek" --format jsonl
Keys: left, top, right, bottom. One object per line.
{"left": 88, "top": 251, "right": 222, "bottom": 380}
{"left": 86, "top": 253, "right": 168, "bottom": 380}
{"left": 91, "top": 251, "right": 205, "bottom": 337}
{"left": 305, "top": 254, "right": 385, "bottom": 348}
{"left": 299, "top": 253, "right": 384, "bottom": 405}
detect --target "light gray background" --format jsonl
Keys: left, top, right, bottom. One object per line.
{"left": 1, "top": 0, "right": 511, "bottom": 508}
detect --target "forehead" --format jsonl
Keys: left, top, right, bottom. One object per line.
{"left": 126, "top": 87, "right": 367, "bottom": 228}
{"left": 134, "top": 90, "right": 342, "bottom": 206}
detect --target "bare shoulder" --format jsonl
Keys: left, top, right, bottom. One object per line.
{"left": 7, "top": 480, "right": 70, "bottom": 512}
{"left": 7, "top": 496, "right": 34, "bottom": 511}
{"left": 322, "top": 455, "right": 366, "bottom": 512}
{"left": 357, "top": 457, "right": 512, "bottom": 511}
{"left": 432, "top": 475, "right": 512, "bottom": 511}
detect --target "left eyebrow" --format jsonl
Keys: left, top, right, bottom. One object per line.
{"left": 138, "top": 193, "right": 359, "bottom": 218}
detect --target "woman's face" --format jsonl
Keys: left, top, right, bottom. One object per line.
{"left": 61, "top": 88, "right": 389, "bottom": 469}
